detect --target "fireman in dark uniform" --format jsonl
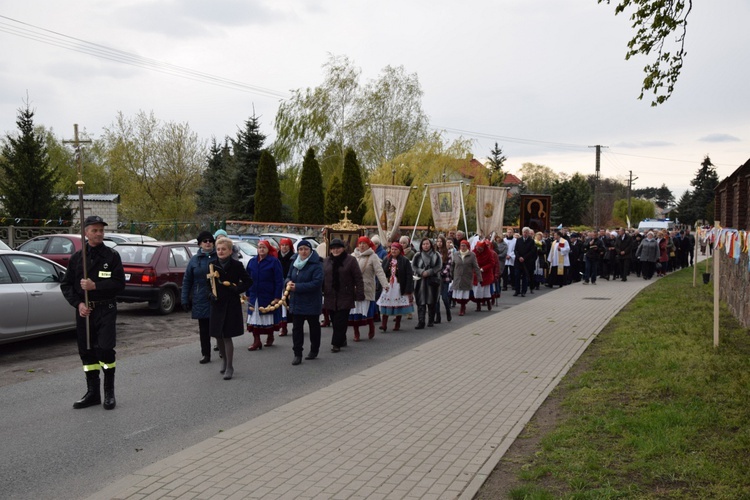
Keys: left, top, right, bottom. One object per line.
{"left": 61, "top": 215, "right": 126, "bottom": 410}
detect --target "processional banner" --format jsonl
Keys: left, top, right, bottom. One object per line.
{"left": 475, "top": 185, "right": 509, "bottom": 238}
{"left": 428, "top": 182, "right": 463, "bottom": 233}
{"left": 371, "top": 184, "right": 413, "bottom": 244}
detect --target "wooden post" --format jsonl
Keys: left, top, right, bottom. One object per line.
{"left": 713, "top": 222, "right": 720, "bottom": 348}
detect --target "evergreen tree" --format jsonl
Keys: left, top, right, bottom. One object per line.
{"left": 340, "top": 148, "right": 365, "bottom": 224}
{"left": 297, "top": 148, "right": 325, "bottom": 224}
{"left": 678, "top": 155, "right": 719, "bottom": 225}
{"left": 488, "top": 142, "right": 507, "bottom": 186}
{"left": 196, "top": 138, "right": 233, "bottom": 216}
{"left": 230, "top": 114, "right": 265, "bottom": 219}
{"left": 0, "top": 103, "right": 70, "bottom": 222}
{"left": 254, "top": 150, "right": 282, "bottom": 222}
{"left": 550, "top": 173, "right": 591, "bottom": 226}
{"left": 324, "top": 175, "right": 343, "bottom": 223}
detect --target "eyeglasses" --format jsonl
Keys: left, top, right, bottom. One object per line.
{"left": 201, "top": 239, "right": 214, "bottom": 244}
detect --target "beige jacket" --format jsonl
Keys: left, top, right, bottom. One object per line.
{"left": 354, "top": 248, "right": 389, "bottom": 301}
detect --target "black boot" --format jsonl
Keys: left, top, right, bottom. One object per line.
{"left": 73, "top": 370, "right": 101, "bottom": 409}
{"left": 102, "top": 368, "right": 116, "bottom": 410}
{"left": 446, "top": 307, "right": 452, "bottom": 322}
{"left": 415, "top": 306, "right": 426, "bottom": 329}
{"left": 427, "top": 305, "right": 435, "bottom": 327}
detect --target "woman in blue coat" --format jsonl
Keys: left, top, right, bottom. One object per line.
{"left": 285, "top": 240, "right": 323, "bottom": 365}
{"left": 181, "top": 230, "right": 217, "bottom": 364}
{"left": 245, "top": 240, "right": 284, "bottom": 351}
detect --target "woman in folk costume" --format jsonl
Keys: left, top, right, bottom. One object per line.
{"left": 411, "top": 238, "right": 443, "bottom": 329}
{"left": 486, "top": 238, "right": 501, "bottom": 305}
{"left": 208, "top": 237, "right": 251, "bottom": 380}
{"left": 450, "top": 240, "right": 481, "bottom": 316}
{"left": 377, "top": 242, "right": 414, "bottom": 332}
{"left": 472, "top": 240, "right": 496, "bottom": 311}
{"left": 547, "top": 230, "right": 571, "bottom": 288}
{"left": 246, "top": 240, "right": 284, "bottom": 351}
{"left": 349, "top": 236, "right": 389, "bottom": 341}
{"left": 277, "top": 238, "right": 296, "bottom": 337}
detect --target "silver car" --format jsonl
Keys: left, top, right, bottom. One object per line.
{"left": 0, "top": 250, "right": 74, "bottom": 344}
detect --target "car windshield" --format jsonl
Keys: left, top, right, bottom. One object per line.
{"left": 236, "top": 241, "right": 257, "bottom": 255}
{"left": 117, "top": 245, "right": 157, "bottom": 264}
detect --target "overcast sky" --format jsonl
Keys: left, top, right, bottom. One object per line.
{"left": 1, "top": 1, "right": 748, "bottom": 199}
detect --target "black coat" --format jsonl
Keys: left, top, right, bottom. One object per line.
{"left": 615, "top": 234, "right": 633, "bottom": 259}
{"left": 322, "top": 252, "right": 365, "bottom": 311}
{"left": 209, "top": 258, "right": 251, "bottom": 339}
{"left": 514, "top": 236, "right": 537, "bottom": 272}
{"left": 61, "top": 243, "right": 126, "bottom": 308}
{"left": 382, "top": 254, "right": 414, "bottom": 296}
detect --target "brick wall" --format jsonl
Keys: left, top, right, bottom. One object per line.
{"left": 719, "top": 251, "right": 750, "bottom": 328}
{"left": 715, "top": 159, "right": 750, "bottom": 230}
{"left": 715, "top": 160, "right": 750, "bottom": 329}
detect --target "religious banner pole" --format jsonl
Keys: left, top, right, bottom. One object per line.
{"left": 460, "top": 181, "right": 469, "bottom": 236}
{"left": 63, "top": 124, "right": 93, "bottom": 349}
{"left": 411, "top": 184, "right": 429, "bottom": 244}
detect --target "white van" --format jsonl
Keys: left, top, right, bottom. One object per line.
{"left": 637, "top": 219, "right": 674, "bottom": 232}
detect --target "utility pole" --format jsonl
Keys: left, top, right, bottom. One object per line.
{"left": 589, "top": 145, "right": 607, "bottom": 228}
{"left": 627, "top": 170, "right": 638, "bottom": 228}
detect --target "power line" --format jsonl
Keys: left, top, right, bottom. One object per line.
{"left": 0, "top": 16, "right": 738, "bottom": 173}
{"left": 0, "top": 15, "right": 290, "bottom": 100}
{"left": 434, "top": 125, "right": 589, "bottom": 151}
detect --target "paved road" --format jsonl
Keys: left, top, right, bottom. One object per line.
{"left": 1, "top": 290, "right": 545, "bottom": 499}
{"left": 81, "top": 275, "right": 653, "bottom": 499}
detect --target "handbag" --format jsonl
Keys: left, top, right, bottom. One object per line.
{"left": 655, "top": 262, "right": 662, "bottom": 270}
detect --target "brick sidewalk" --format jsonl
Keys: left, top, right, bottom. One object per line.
{"left": 89, "top": 278, "right": 652, "bottom": 500}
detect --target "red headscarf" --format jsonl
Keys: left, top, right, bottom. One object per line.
{"left": 474, "top": 240, "right": 493, "bottom": 266}
{"left": 459, "top": 239, "right": 470, "bottom": 249}
{"left": 257, "top": 239, "right": 278, "bottom": 259}
{"left": 279, "top": 238, "right": 293, "bottom": 248}
{"left": 357, "top": 236, "right": 375, "bottom": 250}
{"left": 390, "top": 242, "right": 404, "bottom": 256}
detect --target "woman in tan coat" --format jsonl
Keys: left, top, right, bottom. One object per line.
{"left": 349, "top": 236, "right": 389, "bottom": 340}
{"left": 450, "top": 240, "right": 481, "bottom": 316}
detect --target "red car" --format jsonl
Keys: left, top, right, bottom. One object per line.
{"left": 115, "top": 242, "right": 198, "bottom": 315}
{"left": 16, "top": 234, "right": 117, "bottom": 268}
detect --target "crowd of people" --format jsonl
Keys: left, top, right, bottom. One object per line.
{"left": 181, "top": 225, "right": 699, "bottom": 376}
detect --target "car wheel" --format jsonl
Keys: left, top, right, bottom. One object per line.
{"left": 157, "top": 288, "right": 176, "bottom": 315}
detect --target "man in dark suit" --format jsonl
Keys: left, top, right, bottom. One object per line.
{"left": 614, "top": 227, "right": 633, "bottom": 281}
{"left": 513, "top": 227, "right": 537, "bottom": 297}
{"left": 568, "top": 233, "right": 584, "bottom": 284}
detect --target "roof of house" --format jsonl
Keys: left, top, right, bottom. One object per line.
{"left": 503, "top": 173, "right": 522, "bottom": 185}
{"left": 454, "top": 157, "right": 487, "bottom": 180}
{"left": 65, "top": 194, "right": 120, "bottom": 203}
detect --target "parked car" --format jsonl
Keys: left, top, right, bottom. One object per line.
{"left": 0, "top": 250, "right": 74, "bottom": 344}
{"left": 104, "top": 233, "right": 157, "bottom": 244}
{"left": 226, "top": 234, "right": 279, "bottom": 250}
{"left": 235, "top": 240, "right": 258, "bottom": 261}
{"left": 186, "top": 238, "right": 259, "bottom": 261}
{"left": 259, "top": 232, "right": 319, "bottom": 252}
{"left": 115, "top": 242, "right": 198, "bottom": 315}
{"left": 16, "top": 234, "right": 117, "bottom": 268}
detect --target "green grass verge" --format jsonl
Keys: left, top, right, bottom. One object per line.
{"left": 510, "top": 264, "right": 750, "bottom": 499}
